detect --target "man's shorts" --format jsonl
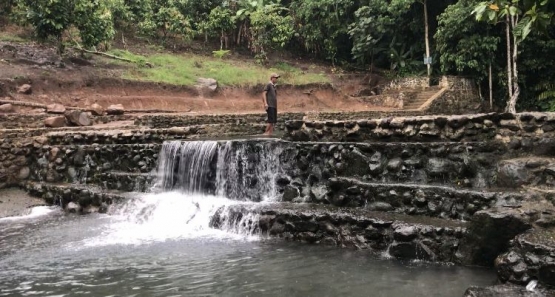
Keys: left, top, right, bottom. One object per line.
{"left": 267, "top": 107, "right": 277, "bottom": 124}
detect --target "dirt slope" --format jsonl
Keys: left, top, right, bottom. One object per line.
{"left": 0, "top": 42, "right": 386, "bottom": 114}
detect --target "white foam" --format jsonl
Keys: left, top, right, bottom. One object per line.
{"left": 79, "top": 192, "right": 259, "bottom": 247}
{"left": 0, "top": 206, "right": 60, "bottom": 222}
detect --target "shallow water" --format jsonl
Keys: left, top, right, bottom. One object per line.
{"left": 0, "top": 192, "right": 495, "bottom": 297}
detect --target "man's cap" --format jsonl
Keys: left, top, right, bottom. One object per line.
{"left": 270, "top": 73, "right": 280, "bottom": 78}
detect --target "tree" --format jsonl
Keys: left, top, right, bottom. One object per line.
{"left": 200, "top": 6, "right": 235, "bottom": 48}
{"left": 474, "top": 0, "right": 554, "bottom": 113}
{"left": 436, "top": 0, "right": 500, "bottom": 107}
{"left": 13, "top": 0, "right": 115, "bottom": 52}
{"left": 291, "top": 0, "right": 358, "bottom": 63}
{"left": 234, "top": 0, "right": 294, "bottom": 60}
{"left": 138, "top": 0, "right": 194, "bottom": 41}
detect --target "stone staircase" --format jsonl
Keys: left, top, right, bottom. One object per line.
{"left": 402, "top": 86, "right": 444, "bottom": 110}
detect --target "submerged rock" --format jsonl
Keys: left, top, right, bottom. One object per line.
{"left": 463, "top": 284, "right": 552, "bottom": 297}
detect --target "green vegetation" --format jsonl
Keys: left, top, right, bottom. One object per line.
{"left": 2, "top": 0, "right": 555, "bottom": 111}
{"left": 107, "top": 50, "right": 329, "bottom": 86}
{"left": 0, "top": 32, "right": 27, "bottom": 43}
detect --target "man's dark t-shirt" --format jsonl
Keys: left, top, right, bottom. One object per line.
{"left": 264, "top": 83, "right": 277, "bottom": 108}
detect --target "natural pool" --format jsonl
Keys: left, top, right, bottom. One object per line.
{"left": 0, "top": 192, "right": 495, "bottom": 297}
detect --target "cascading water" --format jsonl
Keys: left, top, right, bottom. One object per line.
{"left": 215, "top": 141, "right": 283, "bottom": 201}
{"left": 153, "top": 140, "right": 219, "bottom": 193}
{"left": 90, "top": 140, "right": 285, "bottom": 246}
{"left": 153, "top": 140, "right": 285, "bottom": 201}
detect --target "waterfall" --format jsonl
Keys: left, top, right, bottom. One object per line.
{"left": 215, "top": 141, "right": 283, "bottom": 201}
{"left": 154, "top": 141, "right": 218, "bottom": 193}
{"left": 152, "top": 140, "right": 284, "bottom": 202}
{"left": 83, "top": 139, "right": 287, "bottom": 246}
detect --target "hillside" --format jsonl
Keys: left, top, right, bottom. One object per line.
{"left": 0, "top": 36, "right": 384, "bottom": 115}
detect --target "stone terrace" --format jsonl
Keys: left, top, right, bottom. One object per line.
{"left": 1, "top": 110, "right": 555, "bottom": 296}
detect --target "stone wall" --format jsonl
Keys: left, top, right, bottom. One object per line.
{"left": 359, "top": 93, "right": 411, "bottom": 109}
{"left": 0, "top": 142, "right": 161, "bottom": 188}
{"left": 211, "top": 203, "right": 467, "bottom": 263}
{"left": 426, "top": 76, "right": 482, "bottom": 114}
{"left": 495, "top": 229, "right": 555, "bottom": 288}
{"left": 0, "top": 114, "right": 49, "bottom": 129}
{"left": 285, "top": 112, "right": 555, "bottom": 143}
{"left": 22, "top": 181, "right": 125, "bottom": 213}
{"left": 379, "top": 77, "right": 430, "bottom": 92}
{"left": 0, "top": 114, "right": 134, "bottom": 129}
{"left": 135, "top": 112, "right": 305, "bottom": 129}
{"left": 0, "top": 141, "right": 30, "bottom": 188}
{"left": 40, "top": 124, "right": 265, "bottom": 145}
{"left": 272, "top": 140, "right": 534, "bottom": 220}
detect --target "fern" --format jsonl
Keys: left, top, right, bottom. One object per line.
{"left": 534, "top": 81, "right": 555, "bottom": 111}
{"left": 212, "top": 50, "right": 230, "bottom": 59}
{"left": 535, "top": 81, "right": 555, "bottom": 99}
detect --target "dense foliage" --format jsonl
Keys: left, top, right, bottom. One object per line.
{"left": 2, "top": 0, "right": 555, "bottom": 111}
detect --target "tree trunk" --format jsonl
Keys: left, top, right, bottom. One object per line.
{"left": 508, "top": 14, "right": 520, "bottom": 113}
{"left": 505, "top": 14, "right": 513, "bottom": 111}
{"left": 423, "top": 0, "right": 431, "bottom": 78}
{"left": 489, "top": 62, "right": 493, "bottom": 109}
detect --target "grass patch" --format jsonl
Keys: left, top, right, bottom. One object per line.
{"left": 0, "top": 32, "right": 27, "bottom": 43}
{"left": 108, "top": 50, "right": 329, "bottom": 86}
{"left": 107, "top": 49, "right": 149, "bottom": 66}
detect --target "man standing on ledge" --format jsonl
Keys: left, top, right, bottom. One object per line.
{"left": 262, "top": 73, "right": 279, "bottom": 136}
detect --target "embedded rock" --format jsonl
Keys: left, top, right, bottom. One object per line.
{"left": 65, "top": 110, "right": 92, "bottom": 126}
{"left": 46, "top": 103, "right": 66, "bottom": 114}
{"left": 44, "top": 116, "right": 66, "bottom": 128}
{"left": 0, "top": 103, "right": 14, "bottom": 113}
{"left": 17, "top": 84, "right": 32, "bottom": 94}
{"left": 106, "top": 104, "right": 125, "bottom": 115}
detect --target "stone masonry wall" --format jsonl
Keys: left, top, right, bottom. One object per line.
{"left": 379, "top": 77, "right": 430, "bottom": 93}
{"left": 211, "top": 203, "right": 467, "bottom": 263}
{"left": 285, "top": 112, "right": 555, "bottom": 143}
{"left": 0, "top": 141, "right": 160, "bottom": 188}
{"left": 427, "top": 76, "right": 482, "bottom": 114}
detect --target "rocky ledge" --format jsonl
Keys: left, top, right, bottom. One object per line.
{"left": 496, "top": 228, "right": 555, "bottom": 288}
{"left": 21, "top": 182, "right": 128, "bottom": 214}
{"left": 210, "top": 202, "right": 467, "bottom": 263}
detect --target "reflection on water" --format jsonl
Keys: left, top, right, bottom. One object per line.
{"left": 0, "top": 193, "right": 495, "bottom": 297}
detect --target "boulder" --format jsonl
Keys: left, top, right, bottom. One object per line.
{"left": 46, "top": 103, "right": 66, "bottom": 114}
{"left": 17, "top": 84, "right": 32, "bottom": 94}
{"left": 88, "top": 103, "right": 104, "bottom": 116}
{"left": 44, "top": 116, "right": 66, "bottom": 128}
{"left": 64, "top": 110, "right": 92, "bottom": 126}
{"left": 196, "top": 77, "right": 218, "bottom": 95}
{"left": 393, "top": 225, "right": 418, "bottom": 241}
{"left": 66, "top": 202, "right": 81, "bottom": 213}
{"left": 0, "top": 103, "right": 14, "bottom": 113}
{"left": 460, "top": 207, "right": 533, "bottom": 266}
{"left": 106, "top": 104, "right": 124, "bottom": 115}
